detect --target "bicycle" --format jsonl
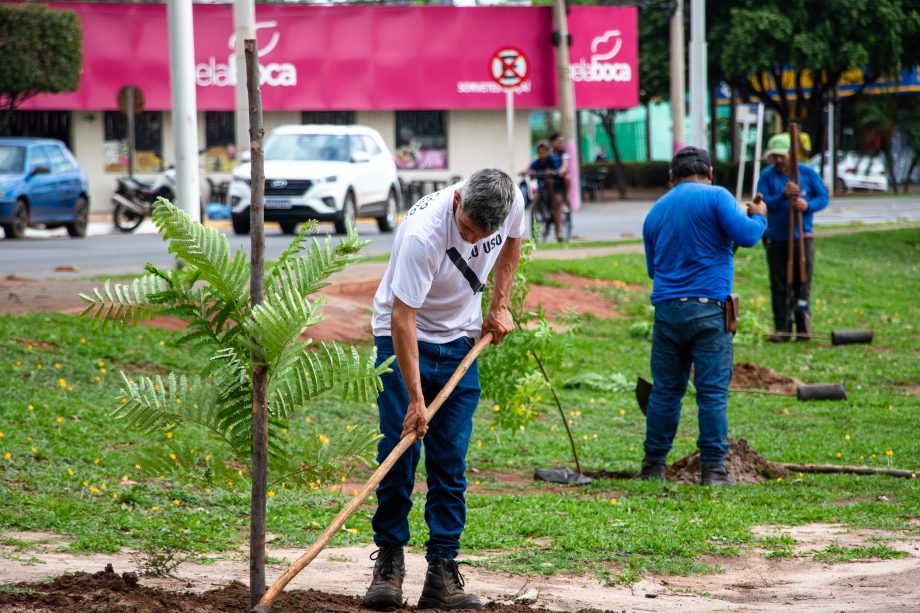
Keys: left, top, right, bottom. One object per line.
{"left": 522, "top": 171, "right": 572, "bottom": 243}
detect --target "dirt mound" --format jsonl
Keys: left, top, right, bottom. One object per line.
{"left": 0, "top": 564, "right": 606, "bottom": 613}
{"left": 731, "top": 361, "right": 799, "bottom": 395}
{"left": 668, "top": 438, "right": 788, "bottom": 484}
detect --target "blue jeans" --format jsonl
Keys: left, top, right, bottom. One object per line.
{"left": 643, "top": 299, "right": 733, "bottom": 465}
{"left": 371, "top": 335, "right": 481, "bottom": 561}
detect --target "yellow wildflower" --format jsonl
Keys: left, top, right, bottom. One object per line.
{"left": 54, "top": 363, "right": 61, "bottom": 369}
{"left": 14, "top": 361, "right": 21, "bottom": 367}
{"left": 835, "top": 452, "right": 842, "bottom": 458}
{"left": 82, "top": 481, "right": 89, "bottom": 487}
{"left": 319, "top": 434, "right": 330, "bottom": 444}
{"left": 619, "top": 409, "right": 626, "bottom": 416}
{"left": 172, "top": 499, "right": 180, "bottom": 506}
{"left": 95, "top": 376, "right": 101, "bottom": 382}
{"left": 122, "top": 476, "right": 128, "bottom": 482}
{"left": 885, "top": 449, "right": 894, "bottom": 456}
{"left": 59, "top": 378, "right": 68, "bottom": 388}
{"left": 90, "top": 486, "right": 100, "bottom": 494}
{"left": 135, "top": 464, "right": 142, "bottom": 469}
{"left": 268, "top": 490, "right": 275, "bottom": 498}
{"left": 0, "top": 432, "right": 3, "bottom": 438}
{"left": 100, "top": 483, "right": 107, "bottom": 490}
{"left": 166, "top": 431, "right": 173, "bottom": 439}
{"left": 94, "top": 457, "right": 100, "bottom": 464}
{"left": 3, "top": 452, "right": 10, "bottom": 460}
{"left": 27, "top": 404, "right": 33, "bottom": 411}
{"left": 581, "top": 435, "right": 588, "bottom": 441}
{"left": 31, "top": 447, "right": 37, "bottom": 453}
{"left": 169, "top": 453, "right": 177, "bottom": 460}
{"left": 36, "top": 363, "right": 42, "bottom": 369}
{"left": 56, "top": 416, "right": 64, "bottom": 423}
{"left": 79, "top": 338, "right": 86, "bottom": 344}
{"left": 100, "top": 368, "right": 107, "bottom": 374}
{"left": 113, "top": 493, "right": 118, "bottom": 499}
{"left": 610, "top": 498, "right": 618, "bottom": 505}
{"left": 844, "top": 434, "right": 850, "bottom": 441}
{"left": 67, "top": 468, "right": 74, "bottom": 476}
{"left": 474, "top": 480, "right": 481, "bottom": 486}
{"left": 345, "top": 423, "right": 352, "bottom": 431}
{"left": 159, "top": 340, "right": 165, "bottom": 346}
{"left": 151, "top": 506, "right": 160, "bottom": 511}
{"left": 305, "top": 416, "right": 312, "bottom": 423}
{"left": 26, "top": 344, "right": 32, "bottom": 350}
{"left": 476, "top": 440, "right": 482, "bottom": 449}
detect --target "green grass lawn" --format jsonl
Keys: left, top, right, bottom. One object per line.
{"left": 0, "top": 227, "right": 917, "bottom": 583}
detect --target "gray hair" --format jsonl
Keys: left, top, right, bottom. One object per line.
{"left": 459, "top": 168, "right": 515, "bottom": 234}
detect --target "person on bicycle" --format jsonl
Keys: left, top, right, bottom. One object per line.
{"left": 525, "top": 142, "right": 565, "bottom": 241}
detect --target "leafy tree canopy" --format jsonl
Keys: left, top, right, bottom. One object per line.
{"left": 0, "top": 4, "right": 83, "bottom": 130}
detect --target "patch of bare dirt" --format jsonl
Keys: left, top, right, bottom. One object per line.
{"left": 545, "top": 272, "right": 645, "bottom": 292}
{"left": 731, "top": 361, "right": 800, "bottom": 395}
{"left": 668, "top": 438, "right": 788, "bottom": 484}
{"left": 526, "top": 285, "right": 618, "bottom": 319}
{"left": 895, "top": 384, "right": 920, "bottom": 399}
{"left": 8, "top": 338, "right": 56, "bottom": 349}
{"left": 3, "top": 534, "right": 920, "bottom": 612}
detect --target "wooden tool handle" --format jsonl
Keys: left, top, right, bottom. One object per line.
{"left": 254, "top": 332, "right": 494, "bottom": 612}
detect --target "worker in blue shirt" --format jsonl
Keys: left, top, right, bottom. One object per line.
{"left": 756, "top": 133, "right": 829, "bottom": 341}
{"left": 640, "top": 147, "right": 766, "bottom": 486}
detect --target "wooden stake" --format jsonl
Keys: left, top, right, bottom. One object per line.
{"left": 245, "top": 38, "right": 268, "bottom": 609}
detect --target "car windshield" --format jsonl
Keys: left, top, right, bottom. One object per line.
{"left": 264, "top": 133, "right": 350, "bottom": 162}
{"left": 0, "top": 146, "right": 26, "bottom": 173}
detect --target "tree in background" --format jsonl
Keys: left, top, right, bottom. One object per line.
{"left": 0, "top": 4, "right": 83, "bottom": 131}
{"left": 715, "top": 0, "right": 920, "bottom": 157}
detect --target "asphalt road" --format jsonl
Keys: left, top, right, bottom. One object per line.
{"left": 3, "top": 195, "right": 919, "bottom": 279}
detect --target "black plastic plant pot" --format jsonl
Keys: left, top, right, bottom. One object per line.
{"left": 796, "top": 383, "right": 847, "bottom": 401}
{"left": 831, "top": 330, "right": 874, "bottom": 345}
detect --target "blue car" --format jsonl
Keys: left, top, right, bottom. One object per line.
{"left": 0, "top": 138, "right": 91, "bottom": 239}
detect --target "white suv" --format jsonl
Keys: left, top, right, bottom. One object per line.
{"left": 229, "top": 124, "right": 401, "bottom": 235}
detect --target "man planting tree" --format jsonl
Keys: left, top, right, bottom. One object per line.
{"left": 640, "top": 147, "right": 766, "bottom": 486}
{"left": 364, "top": 168, "right": 523, "bottom": 610}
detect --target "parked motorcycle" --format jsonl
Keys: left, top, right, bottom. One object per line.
{"left": 111, "top": 168, "right": 176, "bottom": 233}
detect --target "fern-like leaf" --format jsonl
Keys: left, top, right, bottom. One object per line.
{"left": 150, "top": 199, "right": 250, "bottom": 322}
{"left": 267, "top": 221, "right": 368, "bottom": 299}
{"left": 79, "top": 275, "right": 169, "bottom": 329}
{"left": 271, "top": 343, "right": 392, "bottom": 416}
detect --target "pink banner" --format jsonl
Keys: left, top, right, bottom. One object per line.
{"left": 24, "top": 3, "right": 637, "bottom": 112}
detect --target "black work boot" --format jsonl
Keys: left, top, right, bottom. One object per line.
{"left": 363, "top": 546, "right": 405, "bottom": 610}
{"left": 417, "top": 557, "right": 483, "bottom": 610}
{"left": 637, "top": 460, "right": 666, "bottom": 481}
{"left": 700, "top": 463, "right": 737, "bottom": 486}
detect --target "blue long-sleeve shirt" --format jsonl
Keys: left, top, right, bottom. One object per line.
{"left": 756, "top": 162, "right": 828, "bottom": 241}
{"left": 643, "top": 181, "right": 766, "bottom": 305}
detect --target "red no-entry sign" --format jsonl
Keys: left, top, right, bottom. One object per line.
{"left": 489, "top": 47, "right": 530, "bottom": 89}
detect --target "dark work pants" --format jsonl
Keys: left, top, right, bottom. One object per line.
{"left": 765, "top": 237, "right": 815, "bottom": 333}
{"left": 371, "top": 335, "right": 481, "bottom": 561}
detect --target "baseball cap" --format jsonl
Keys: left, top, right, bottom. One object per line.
{"left": 764, "top": 133, "right": 791, "bottom": 157}
{"left": 670, "top": 146, "right": 712, "bottom": 170}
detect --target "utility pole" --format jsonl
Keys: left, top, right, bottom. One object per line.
{"left": 670, "top": 0, "right": 685, "bottom": 153}
{"left": 689, "top": 0, "right": 707, "bottom": 148}
{"left": 234, "top": 0, "right": 256, "bottom": 162}
{"left": 552, "top": 0, "right": 580, "bottom": 211}
{"left": 168, "top": 0, "right": 200, "bottom": 221}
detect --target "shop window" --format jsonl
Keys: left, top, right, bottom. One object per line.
{"left": 205, "top": 111, "right": 237, "bottom": 172}
{"left": 1, "top": 111, "right": 71, "bottom": 147}
{"left": 103, "top": 111, "right": 163, "bottom": 173}
{"left": 301, "top": 111, "right": 355, "bottom": 125}
{"left": 395, "top": 111, "right": 447, "bottom": 170}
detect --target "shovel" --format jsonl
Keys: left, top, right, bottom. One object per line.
{"left": 635, "top": 376, "right": 846, "bottom": 414}
{"left": 252, "top": 333, "right": 493, "bottom": 613}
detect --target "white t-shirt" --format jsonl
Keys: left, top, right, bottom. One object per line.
{"left": 372, "top": 182, "right": 525, "bottom": 344}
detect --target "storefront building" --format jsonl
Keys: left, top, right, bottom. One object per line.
{"left": 16, "top": 2, "right": 637, "bottom": 211}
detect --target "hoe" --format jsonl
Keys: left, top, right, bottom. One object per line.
{"left": 252, "top": 333, "right": 493, "bottom": 613}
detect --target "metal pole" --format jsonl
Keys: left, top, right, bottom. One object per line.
{"left": 506, "top": 89, "right": 514, "bottom": 175}
{"left": 552, "top": 0, "right": 580, "bottom": 211}
{"left": 234, "top": 0, "right": 256, "bottom": 163}
{"left": 689, "top": 0, "right": 707, "bottom": 148}
{"left": 751, "top": 102, "right": 764, "bottom": 199}
{"left": 735, "top": 117, "right": 749, "bottom": 202}
{"left": 826, "top": 100, "right": 835, "bottom": 199}
{"left": 168, "top": 0, "right": 201, "bottom": 222}
{"left": 669, "top": 0, "right": 685, "bottom": 152}
{"left": 126, "top": 88, "right": 135, "bottom": 179}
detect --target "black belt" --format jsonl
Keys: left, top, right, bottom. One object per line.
{"left": 677, "top": 297, "right": 724, "bottom": 307}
